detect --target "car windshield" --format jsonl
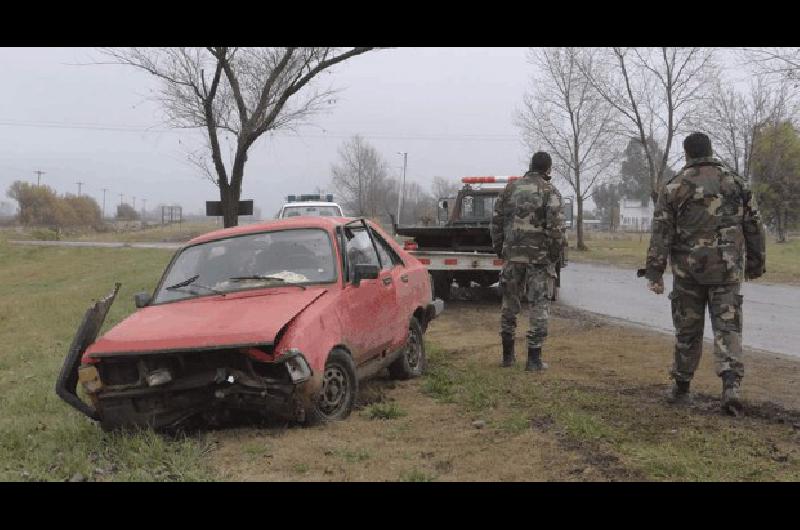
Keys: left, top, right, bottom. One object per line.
{"left": 153, "top": 228, "right": 336, "bottom": 304}
{"left": 282, "top": 205, "right": 341, "bottom": 218}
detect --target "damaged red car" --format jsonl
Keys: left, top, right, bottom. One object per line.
{"left": 56, "top": 217, "right": 444, "bottom": 431}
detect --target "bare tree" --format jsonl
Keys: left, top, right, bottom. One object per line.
{"left": 580, "top": 47, "right": 717, "bottom": 204}
{"left": 699, "top": 76, "right": 799, "bottom": 183}
{"left": 430, "top": 176, "right": 460, "bottom": 200}
{"left": 516, "top": 47, "right": 618, "bottom": 250}
{"left": 330, "top": 135, "right": 390, "bottom": 218}
{"left": 742, "top": 48, "right": 800, "bottom": 80}
{"left": 102, "top": 47, "right": 375, "bottom": 227}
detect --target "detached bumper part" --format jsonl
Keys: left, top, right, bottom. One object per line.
{"left": 426, "top": 298, "right": 445, "bottom": 322}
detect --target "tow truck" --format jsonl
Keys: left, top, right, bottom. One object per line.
{"left": 395, "top": 176, "right": 572, "bottom": 301}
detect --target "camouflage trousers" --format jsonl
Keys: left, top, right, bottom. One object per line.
{"left": 669, "top": 277, "right": 744, "bottom": 382}
{"left": 499, "top": 262, "right": 555, "bottom": 348}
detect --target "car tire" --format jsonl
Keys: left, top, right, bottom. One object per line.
{"left": 388, "top": 317, "right": 427, "bottom": 380}
{"left": 305, "top": 348, "right": 358, "bottom": 425}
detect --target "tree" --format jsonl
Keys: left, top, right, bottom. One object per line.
{"left": 619, "top": 136, "right": 674, "bottom": 203}
{"left": 430, "top": 176, "right": 460, "bottom": 200}
{"left": 517, "top": 47, "right": 618, "bottom": 250}
{"left": 6, "top": 182, "right": 103, "bottom": 228}
{"left": 6, "top": 181, "right": 60, "bottom": 226}
{"left": 592, "top": 182, "right": 621, "bottom": 231}
{"left": 581, "top": 47, "right": 717, "bottom": 203}
{"left": 330, "top": 135, "right": 390, "bottom": 218}
{"left": 103, "top": 47, "right": 376, "bottom": 227}
{"left": 750, "top": 121, "right": 800, "bottom": 242}
{"left": 742, "top": 48, "right": 800, "bottom": 81}
{"left": 699, "top": 76, "right": 798, "bottom": 183}
{"left": 116, "top": 203, "right": 140, "bottom": 221}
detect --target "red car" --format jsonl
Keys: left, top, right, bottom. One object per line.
{"left": 56, "top": 217, "right": 443, "bottom": 430}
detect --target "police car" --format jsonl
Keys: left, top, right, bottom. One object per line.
{"left": 276, "top": 194, "right": 344, "bottom": 219}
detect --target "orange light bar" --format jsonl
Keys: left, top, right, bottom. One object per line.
{"left": 461, "top": 176, "right": 522, "bottom": 184}
{"left": 444, "top": 258, "right": 458, "bottom": 265}
{"left": 404, "top": 241, "right": 418, "bottom": 251}
{"left": 419, "top": 258, "right": 431, "bottom": 265}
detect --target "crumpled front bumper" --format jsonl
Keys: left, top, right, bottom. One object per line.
{"left": 55, "top": 284, "right": 319, "bottom": 430}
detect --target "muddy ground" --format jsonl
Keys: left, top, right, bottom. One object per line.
{"left": 210, "top": 298, "right": 800, "bottom": 481}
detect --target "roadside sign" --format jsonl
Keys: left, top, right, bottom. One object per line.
{"left": 206, "top": 200, "right": 254, "bottom": 217}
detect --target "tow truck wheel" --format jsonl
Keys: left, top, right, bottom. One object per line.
{"left": 432, "top": 273, "right": 452, "bottom": 301}
{"left": 306, "top": 348, "right": 358, "bottom": 425}
{"left": 388, "top": 318, "right": 426, "bottom": 380}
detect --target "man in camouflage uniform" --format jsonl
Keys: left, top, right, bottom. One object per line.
{"left": 491, "top": 152, "right": 565, "bottom": 371}
{"left": 644, "top": 132, "right": 766, "bottom": 414}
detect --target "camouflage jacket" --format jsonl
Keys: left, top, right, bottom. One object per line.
{"left": 644, "top": 156, "right": 766, "bottom": 285}
{"left": 490, "top": 171, "right": 565, "bottom": 264}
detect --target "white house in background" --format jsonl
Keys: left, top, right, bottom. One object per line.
{"left": 619, "top": 198, "right": 654, "bottom": 231}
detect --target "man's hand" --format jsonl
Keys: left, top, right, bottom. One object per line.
{"left": 648, "top": 278, "right": 664, "bottom": 295}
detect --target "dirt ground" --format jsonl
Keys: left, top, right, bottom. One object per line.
{"left": 209, "top": 297, "right": 800, "bottom": 482}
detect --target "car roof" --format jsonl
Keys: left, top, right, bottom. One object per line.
{"left": 281, "top": 202, "right": 342, "bottom": 208}
{"left": 187, "top": 216, "right": 356, "bottom": 245}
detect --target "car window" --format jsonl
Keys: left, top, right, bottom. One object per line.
{"left": 344, "top": 227, "right": 379, "bottom": 282}
{"left": 153, "top": 228, "right": 336, "bottom": 304}
{"left": 371, "top": 229, "right": 402, "bottom": 269}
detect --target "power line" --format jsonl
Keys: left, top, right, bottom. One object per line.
{"left": 0, "top": 118, "right": 521, "bottom": 142}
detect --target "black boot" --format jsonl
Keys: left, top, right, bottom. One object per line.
{"left": 525, "top": 346, "right": 548, "bottom": 372}
{"left": 500, "top": 334, "right": 515, "bottom": 367}
{"left": 666, "top": 380, "right": 692, "bottom": 405}
{"left": 721, "top": 371, "right": 743, "bottom": 416}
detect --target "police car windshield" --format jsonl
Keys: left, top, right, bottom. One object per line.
{"left": 283, "top": 205, "right": 341, "bottom": 217}
{"left": 153, "top": 228, "right": 336, "bottom": 304}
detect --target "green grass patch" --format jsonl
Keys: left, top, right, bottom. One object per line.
{"left": 334, "top": 448, "right": 371, "bottom": 463}
{"left": 0, "top": 240, "right": 216, "bottom": 481}
{"left": 365, "top": 402, "right": 407, "bottom": 420}
{"left": 399, "top": 468, "right": 436, "bottom": 482}
{"left": 570, "top": 232, "right": 800, "bottom": 285}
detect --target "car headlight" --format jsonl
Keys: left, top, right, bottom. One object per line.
{"left": 283, "top": 349, "right": 312, "bottom": 383}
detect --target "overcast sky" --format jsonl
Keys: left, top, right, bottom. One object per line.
{"left": 0, "top": 47, "right": 543, "bottom": 218}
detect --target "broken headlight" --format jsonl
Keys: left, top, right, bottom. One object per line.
{"left": 283, "top": 349, "right": 312, "bottom": 383}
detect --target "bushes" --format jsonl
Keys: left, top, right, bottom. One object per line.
{"left": 6, "top": 181, "right": 102, "bottom": 230}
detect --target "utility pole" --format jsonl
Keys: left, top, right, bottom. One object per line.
{"left": 76, "top": 181, "right": 83, "bottom": 196}
{"left": 119, "top": 193, "right": 124, "bottom": 206}
{"left": 132, "top": 196, "right": 136, "bottom": 210}
{"left": 101, "top": 188, "right": 108, "bottom": 219}
{"left": 396, "top": 152, "right": 407, "bottom": 225}
{"left": 141, "top": 199, "right": 147, "bottom": 221}
{"left": 34, "top": 170, "right": 46, "bottom": 187}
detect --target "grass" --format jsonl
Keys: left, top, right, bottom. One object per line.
{"left": 569, "top": 231, "right": 800, "bottom": 285}
{"left": 421, "top": 316, "right": 800, "bottom": 481}
{"left": 399, "top": 468, "right": 437, "bottom": 482}
{"left": 0, "top": 238, "right": 217, "bottom": 481}
{"left": 364, "top": 402, "right": 407, "bottom": 420}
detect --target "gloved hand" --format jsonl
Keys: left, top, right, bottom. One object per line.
{"left": 648, "top": 278, "right": 664, "bottom": 295}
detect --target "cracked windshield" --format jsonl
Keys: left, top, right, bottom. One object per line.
{"left": 154, "top": 228, "right": 335, "bottom": 303}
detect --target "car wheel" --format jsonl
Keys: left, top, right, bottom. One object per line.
{"left": 305, "top": 348, "right": 358, "bottom": 425}
{"left": 388, "top": 317, "right": 426, "bottom": 380}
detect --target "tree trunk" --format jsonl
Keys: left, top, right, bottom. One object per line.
{"left": 219, "top": 182, "right": 241, "bottom": 228}
{"left": 576, "top": 196, "right": 587, "bottom": 251}
{"left": 776, "top": 204, "right": 786, "bottom": 243}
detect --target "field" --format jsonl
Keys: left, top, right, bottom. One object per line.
{"left": 570, "top": 231, "right": 800, "bottom": 285}
{"left": 2, "top": 238, "right": 800, "bottom": 481}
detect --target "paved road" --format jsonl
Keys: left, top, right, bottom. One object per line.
{"left": 9, "top": 240, "right": 182, "bottom": 250}
{"left": 560, "top": 262, "right": 800, "bottom": 358}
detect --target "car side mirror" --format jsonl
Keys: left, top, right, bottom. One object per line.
{"left": 352, "top": 264, "right": 379, "bottom": 286}
{"left": 134, "top": 292, "right": 152, "bottom": 308}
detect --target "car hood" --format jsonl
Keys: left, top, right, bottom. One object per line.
{"left": 84, "top": 287, "right": 328, "bottom": 358}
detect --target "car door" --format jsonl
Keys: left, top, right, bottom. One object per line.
{"left": 338, "top": 225, "right": 397, "bottom": 366}
{"left": 369, "top": 225, "right": 412, "bottom": 350}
